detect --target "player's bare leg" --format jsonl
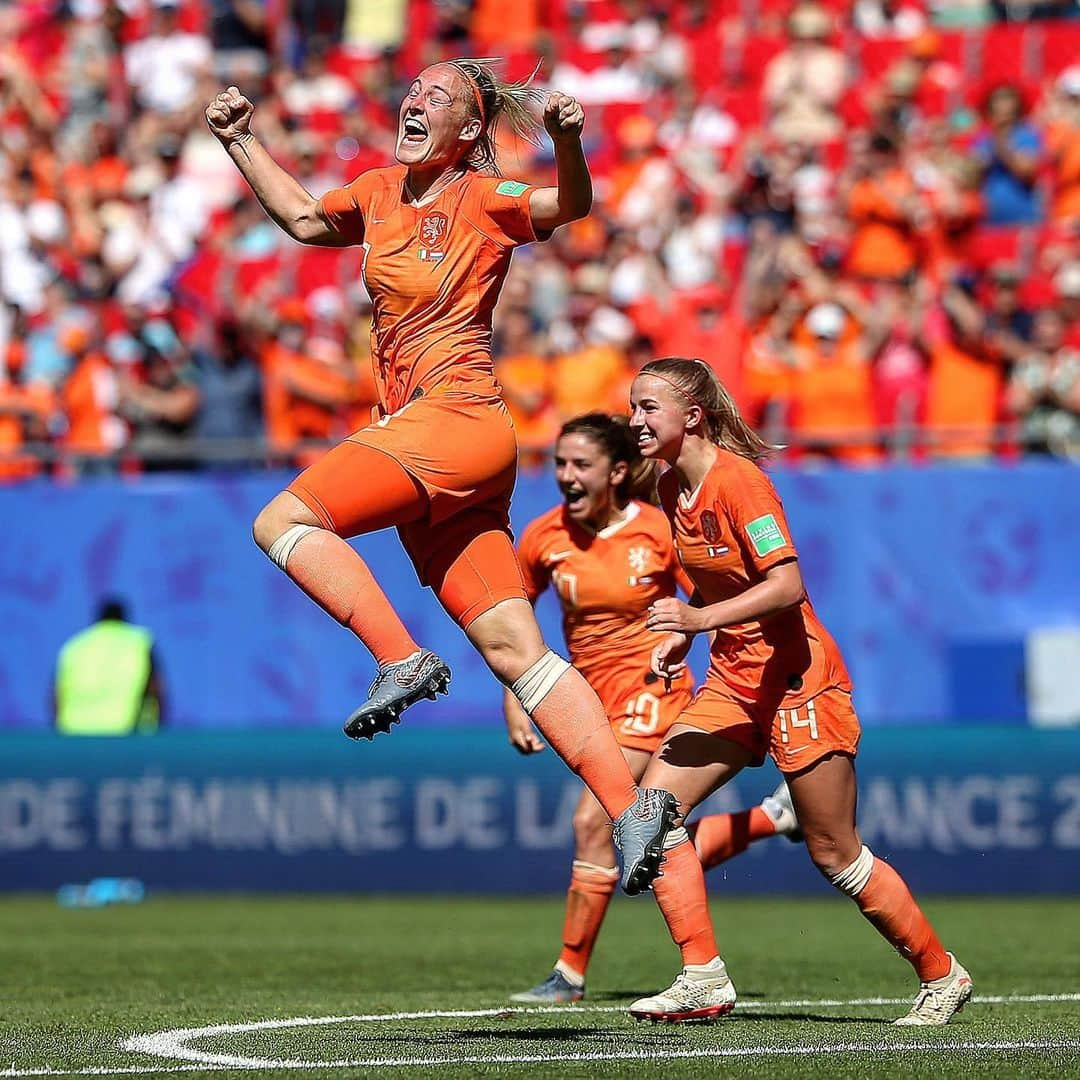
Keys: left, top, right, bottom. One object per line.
{"left": 628, "top": 727, "right": 752, "bottom": 1022}
{"left": 468, "top": 599, "right": 678, "bottom": 893}
{"left": 512, "top": 746, "right": 651, "bottom": 1004}
{"left": 253, "top": 488, "right": 451, "bottom": 740}
{"left": 787, "top": 752, "right": 972, "bottom": 1025}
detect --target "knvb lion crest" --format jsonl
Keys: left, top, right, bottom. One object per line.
{"left": 701, "top": 510, "right": 720, "bottom": 544}
{"left": 628, "top": 546, "right": 650, "bottom": 575}
{"left": 420, "top": 212, "right": 448, "bottom": 248}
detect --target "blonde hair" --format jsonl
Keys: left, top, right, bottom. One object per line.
{"left": 446, "top": 58, "right": 545, "bottom": 174}
{"left": 640, "top": 357, "right": 775, "bottom": 462}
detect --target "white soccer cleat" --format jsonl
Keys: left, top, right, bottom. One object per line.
{"left": 629, "top": 957, "right": 737, "bottom": 1023}
{"left": 760, "top": 780, "right": 802, "bottom": 842}
{"left": 894, "top": 953, "right": 973, "bottom": 1026}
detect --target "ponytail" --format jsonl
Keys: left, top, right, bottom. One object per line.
{"left": 559, "top": 412, "right": 659, "bottom": 505}
{"left": 447, "top": 58, "right": 546, "bottom": 175}
{"left": 640, "top": 357, "right": 774, "bottom": 462}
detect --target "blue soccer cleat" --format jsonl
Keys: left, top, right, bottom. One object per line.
{"left": 343, "top": 649, "right": 451, "bottom": 741}
{"left": 613, "top": 787, "right": 681, "bottom": 896}
{"left": 510, "top": 968, "right": 585, "bottom": 1004}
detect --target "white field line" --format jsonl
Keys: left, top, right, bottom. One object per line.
{"left": 3, "top": 1040, "right": 1080, "bottom": 1077}
{"left": 1, "top": 993, "right": 1076, "bottom": 1078}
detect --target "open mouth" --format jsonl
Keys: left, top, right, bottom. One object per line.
{"left": 401, "top": 116, "right": 428, "bottom": 144}
{"left": 562, "top": 488, "right": 587, "bottom": 509}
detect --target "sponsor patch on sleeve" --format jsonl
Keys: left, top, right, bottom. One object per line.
{"left": 495, "top": 180, "right": 529, "bottom": 197}
{"left": 745, "top": 513, "right": 787, "bottom": 557}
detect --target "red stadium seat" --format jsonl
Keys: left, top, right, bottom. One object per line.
{"left": 1038, "top": 21, "right": 1080, "bottom": 77}
{"left": 979, "top": 23, "right": 1037, "bottom": 86}
{"left": 858, "top": 37, "right": 910, "bottom": 82}
{"left": 968, "top": 226, "right": 1028, "bottom": 270}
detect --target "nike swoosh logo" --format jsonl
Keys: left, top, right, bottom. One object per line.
{"left": 785, "top": 743, "right": 812, "bottom": 755}
{"left": 547, "top": 550, "right": 574, "bottom": 563}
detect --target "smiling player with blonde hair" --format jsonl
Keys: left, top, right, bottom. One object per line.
{"left": 205, "top": 61, "right": 680, "bottom": 891}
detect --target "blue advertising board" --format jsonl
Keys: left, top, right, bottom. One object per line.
{"left": 1, "top": 461, "right": 1077, "bottom": 730}
{"left": 2, "top": 729, "right": 1078, "bottom": 894}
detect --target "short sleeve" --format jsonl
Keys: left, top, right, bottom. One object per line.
{"left": 471, "top": 177, "right": 539, "bottom": 247}
{"left": 317, "top": 172, "right": 380, "bottom": 244}
{"left": 516, "top": 521, "right": 549, "bottom": 603}
{"left": 720, "top": 462, "right": 799, "bottom": 575}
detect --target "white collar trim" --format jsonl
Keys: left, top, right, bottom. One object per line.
{"left": 597, "top": 500, "right": 641, "bottom": 539}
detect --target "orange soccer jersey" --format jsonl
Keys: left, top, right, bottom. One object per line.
{"left": 318, "top": 166, "right": 543, "bottom": 415}
{"left": 658, "top": 450, "right": 858, "bottom": 771}
{"left": 517, "top": 500, "right": 695, "bottom": 751}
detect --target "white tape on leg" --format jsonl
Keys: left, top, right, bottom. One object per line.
{"left": 511, "top": 650, "right": 571, "bottom": 714}
{"left": 267, "top": 524, "right": 318, "bottom": 572}
{"left": 830, "top": 844, "right": 875, "bottom": 897}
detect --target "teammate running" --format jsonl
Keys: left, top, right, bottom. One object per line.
{"left": 204, "top": 63, "right": 679, "bottom": 891}
{"left": 624, "top": 357, "right": 972, "bottom": 1025}
{"left": 506, "top": 413, "right": 801, "bottom": 1004}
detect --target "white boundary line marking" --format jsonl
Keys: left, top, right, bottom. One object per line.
{"left": 1, "top": 992, "right": 1076, "bottom": 1077}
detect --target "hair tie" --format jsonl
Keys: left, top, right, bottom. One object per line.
{"left": 459, "top": 68, "right": 486, "bottom": 128}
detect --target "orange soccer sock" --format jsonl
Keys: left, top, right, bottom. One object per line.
{"left": 284, "top": 529, "right": 419, "bottom": 666}
{"left": 687, "top": 807, "right": 777, "bottom": 872}
{"left": 652, "top": 839, "right": 720, "bottom": 966}
{"left": 556, "top": 860, "right": 619, "bottom": 980}
{"left": 853, "top": 857, "right": 951, "bottom": 982}
{"left": 528, "top": 667, "right": 637, "bottom": 820}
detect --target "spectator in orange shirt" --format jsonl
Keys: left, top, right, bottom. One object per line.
{"left": 60, "top": 319, "right": 126, "bottom": 465}
{"left": 550, "top": 294, "right": 629, "bottom": 423}
{"left": 788, "top": 301, "right": 879, "bottom": 463}
{"left": 494, "top": 306, "right": 559, "bottom": 468}
{"left": 0, "top": 319, "right": 56, "bottom": 482}
{"left": 262, "top": 300, "right": 361, "bottom": 462}
{"left": 844, "top": 131, "right": 924, "bottom": 282}
{"left": 924, "top": 274, "right": 1008, "bottom": 457}
{"left": 1044, "top": 68, "right": 1080, "bottom": 225}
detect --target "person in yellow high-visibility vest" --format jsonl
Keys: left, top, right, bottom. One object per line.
{"left": 54, "top": 599, "right": 163, "bottom": 735}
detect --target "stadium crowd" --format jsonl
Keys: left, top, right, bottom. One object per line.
{"left": 1, "top": 0, "right": 1079, "bottom": 480}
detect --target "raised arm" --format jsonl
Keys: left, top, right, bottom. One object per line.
{"left": 206, "top": 87, "right": 349, "bottom": 246}
{"left": 529, "top": 92, "right": 593, "bottom": 233}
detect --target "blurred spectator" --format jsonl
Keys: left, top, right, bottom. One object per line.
{"left": 192, "top": 319, "right": 263, "bottom": 446}
{"left": 0, "top": 1, "right": 1078, "bottom": 475}
{"left": 54, "top": 597, "right": 163, "bottom": 736}
{"left": 844, "top": 131, "right": 923, "bottom": 282}
{"left": 117, "top": 321, "right": 201, "bottom": 470}
{"left": 209, "top": 0, "right": 271, "bottom": 85}
{"left": 853, "top": 0, "right": 928, "bottom": 39}
{"left": 262, "top": 299, "right": 362, "bottom": 461}
{"left": 1007, "top": 309, "right": 1080, "bottom": 456}
{"left": 1044, "top": 68, "right": 1080, "bottom": 224}
{"left": 983, "top": 263, "right": 1035, "bottom": 365}
{"left": 123, "top": 0, "right": 212, "bottom": 116}
{"left": 973, "top": 84, "right": 1045, "bottom": 226}
{"left": 494, "top": 307, "right": 559, "bottom": 468}
{"left": 763, "top": 3, "right": 848, "bottom": 145}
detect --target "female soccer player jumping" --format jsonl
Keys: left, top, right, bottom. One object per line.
{"left": 624, "top": 358, "right": 972, "bottom": 1025}
{"left": 204, "top": 63, "right": 679, "bottom": 892}
{"left": 506, "top": 413, "right": 802, "bottom": 1004}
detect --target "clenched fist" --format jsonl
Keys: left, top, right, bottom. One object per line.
{"left": 206, "top": 86, "right": 254, "bottom": 145}
{"left": 543, "top": 91, "right": 585, "bottom": 142}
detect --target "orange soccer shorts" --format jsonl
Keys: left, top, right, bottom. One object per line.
{"left": 585, "top": 661, "right": 694, "bottom": 754}
{"left": 288, "top": 393, "right": 528, "bottom": 628}
{"left": 677, "top": 681, "right": 862, "bottom": 773}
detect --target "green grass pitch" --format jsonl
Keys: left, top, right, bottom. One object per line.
{"left": 2, "top": 894, "right": 1078, "bottom": 1078}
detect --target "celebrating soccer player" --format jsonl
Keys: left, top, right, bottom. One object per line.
{"left": 205, "top": 63, "right": 679, "bottom": 891}
{"left": 623, "top": 358, "right": 972, "bottom": 1025}
{"left": 506, "top": 412, "right": 802, "bottom": 1004}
